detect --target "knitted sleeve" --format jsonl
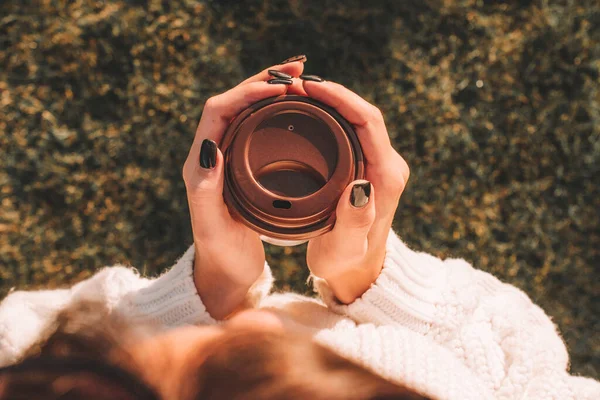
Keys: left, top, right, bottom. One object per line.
{"left": 311, "top": 229, "right": 457, "bottom": 332}
{"left": 313, "top": 229, "right": 600, "bottom": 399}
{"left": 0, "top": 244, "right": 273, "bottom": 367}
{"left": 118, "top": 244, "right": 273, "bottom": 326}
{"left": 314, "top": 323, "right": 495, "bottom": 400}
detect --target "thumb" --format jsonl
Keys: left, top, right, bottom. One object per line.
{"left": 334, "top": 179, "right": 375, "bottom": 233}
{"left": 184, "top": 139, "right": 232, "bottom": 238}
{"left": 317, "top": 180, "right": 376, "bottom": 265}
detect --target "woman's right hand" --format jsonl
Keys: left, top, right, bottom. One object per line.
{"left": 182, "top": 59, "right": 306, "bottom": 319}
{"left": 303, "top": 80, "right": 410, "bottom": 304}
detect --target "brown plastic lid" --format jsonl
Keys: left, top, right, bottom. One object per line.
{"left": 221, "top": 95, "right": 364, "bottom": 243}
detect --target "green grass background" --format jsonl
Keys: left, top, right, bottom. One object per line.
{"left": 1, "top": 0, "right": 598, "bottom": 378}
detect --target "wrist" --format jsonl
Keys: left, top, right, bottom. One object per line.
{"left": 193, "top": 250, "right": 257, "bottom": 319}
{"left": 192, "top": 236, "right": 264, "bottom": 286}
{"left": 324, "top": 261, "right": 383, "bottom": 304}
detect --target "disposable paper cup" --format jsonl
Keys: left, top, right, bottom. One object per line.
{"left": 221, "top": 95, "right": 364, "bottom": 246}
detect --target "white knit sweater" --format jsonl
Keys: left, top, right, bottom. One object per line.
{"left": 0, "top": 230, "right": 598, "bottom": 399}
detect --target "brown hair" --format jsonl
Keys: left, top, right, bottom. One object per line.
{"left": 0, "top": 302, "right": 430, "bottom": 400}
{"left": 185, "top": 330, "right": 428, "bottom": 400}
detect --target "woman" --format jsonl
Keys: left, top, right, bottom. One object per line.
{"left": 0, "top": 55, "right": 598, "bottom": 400}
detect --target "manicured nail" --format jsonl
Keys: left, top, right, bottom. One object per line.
{"left": 267, "top": 78, "right": 293, "bottom": 85}
{"left": 279, "top": 54, "right": 307, "bottom": 64}
{"left": 350, "top": 181, "right": 371, "bottom": 208}
{"left": 300, "top": 74, "right": 324, "bottom": 82}
{"left": 199, "top": 139, "right": 217, "bottom": 169}
{"left": 268, "top": 69, "right": 293, "bottom": 79}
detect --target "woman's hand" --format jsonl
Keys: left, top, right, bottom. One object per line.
{"left": 303, "top": 80, "right": 410, "bottom": 304}
{"left": 182, "top": 60, "right": 306, "bottom": 319}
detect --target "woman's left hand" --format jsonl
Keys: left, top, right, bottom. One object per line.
{"left": 302, "top": 80, "right": 410, "bottom": 304}
{"left": 183, "top": 60, "right": 306, "bottom": 319}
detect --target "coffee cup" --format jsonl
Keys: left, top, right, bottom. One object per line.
{"left": 220, "top": 95, "right": 364, "bottom": 246}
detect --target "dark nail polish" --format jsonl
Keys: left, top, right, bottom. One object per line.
{"left": 267, "top": 78, "right": 293, "bottom": 85}
{"left": 300, "top": 74, "right": 324, "bottom": 82}
{"left": 268, "top": 69, "right": 293, "bottom": 79}
{"left": 200, "top": 139, "right": 217, "bottom": 169}
{"left": 350, "top": 181, "right": 371, "bottom": 208}
{"left": 279, "top": 54, "right": 307, "bottom": 64}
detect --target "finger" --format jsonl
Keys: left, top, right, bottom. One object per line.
{"left": 302, "top": 80, "right": 392, "bottom": 164}
{"left": 239, "top": 61, "right": 305, "bottom": 86}
{"left": 317, "top": 180, "right": 376, "bottom": 265}
{"left": 335, "top": 180, "right": 376, "bottom": 236}
{"left": 184, "top": 141, "right": 232, "bottom": 239}
{"left": 193, "top": 80, "right": 290, "bottom": 149}
{"left": 286, "top": 77, "right": 308, "bottom": 96}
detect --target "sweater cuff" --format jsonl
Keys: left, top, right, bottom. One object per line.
{"left": 123, "top": 245, "right": 216, "bottom": 329}
{"left": 123, "top": 245, "right": 274, "bottom": 329}
{"left": 312, "top": 229, "right": 448, "bottom": 334}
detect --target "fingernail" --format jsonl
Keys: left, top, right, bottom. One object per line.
{"left": 267, "top": 78, "right": 293, "bottom": 85}
{"left": 300, "top": 74, "right": 324, "bottom": 82}
{"left": 279, "top": 54, "right": 307, "bottom": 64}
{"left": 350, "top": 181, "right": 371, "bottom": 208}
{"left": 200, "top": 139, "right": 217, "bottom": 169}
{"left": 268, "top": 69, "right": 293, "bottom": 79}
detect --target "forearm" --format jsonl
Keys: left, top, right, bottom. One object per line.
{"left": 192, "top": 241, "right": 275, "bottom": 320}
{"left": 322, "top": 246, "right": 385, "bottom": 304}
{"left": 193, "top": 255, "right": 255, "bottom": 320}
{"left": 313, "top": 229, "right": 446, "bottom": 332}
{"left": 315, "top": 229, "right": 578, "bottom": 376}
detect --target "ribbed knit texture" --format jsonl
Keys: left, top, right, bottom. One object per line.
{"left": 1, "top": 230, "right": 598, "bottom": 399}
